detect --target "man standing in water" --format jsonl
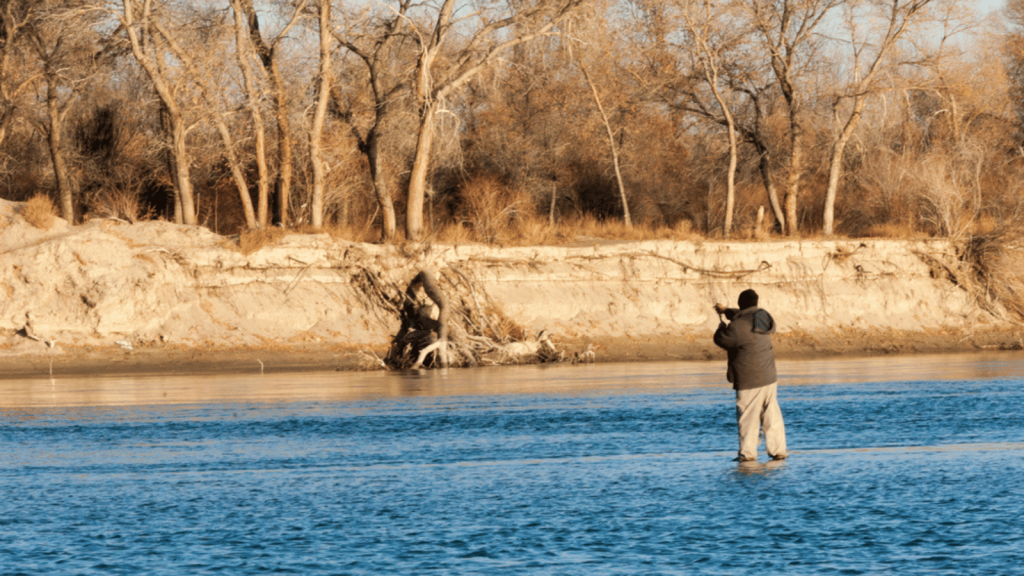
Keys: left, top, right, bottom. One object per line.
{"left": 713, "top": 289, "right": 788, "bottom": 462}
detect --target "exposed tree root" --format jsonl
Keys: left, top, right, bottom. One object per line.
{"left": 376, "top": 268, "right": 571, "bottom": 370}
{"left": 917, "top": 227, "right": 1024, "bottom": 324}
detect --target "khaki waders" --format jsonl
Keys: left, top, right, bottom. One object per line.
{"left": 735, "top": 382, "right": 787, "bottom": 461}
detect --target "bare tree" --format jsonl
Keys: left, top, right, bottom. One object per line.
{"left": 1006, "top": 0, "right": 1024, "bottom": 131}
{"left": 576, "top": 54, "right": 632, "bottom": 228}
{"left": 734, "top": 79, "right": 787, "bottom": 233}
{"left": 0, "top": 0, "right": 40, "bottom": 150}
{"left": 744, "top": 0, "right": 843, "bottom": 236}
{"left": 234, "top": 0, "right": 306, "bottom": 227}
{"left": 228, "top": 0, "right": 270, "bottom": 227}
{"left": 334, "top": 0, "right": 417, "bottom": 242}
{"left": 27, "top": 0, "right": 105, "bottom": 223}
{"left": 114, "top": 0, "right": 197, "bottom": 225}
{"left": 676, "top": 0, "right": 745, "bottom": 236}
{"left": 149, "top": 12, "right": 258, "bottom": 229}
{"left": 403, "top": 0, "right": 586, "bottom": 241}
{"left": 821, "top": 0, "right": 948, "bottom": 235}
{"left": 307, "top": 0, "right": 331, "bottom": 228}
{"left": 633, "top": 0, "right": 785, "bottom": 233}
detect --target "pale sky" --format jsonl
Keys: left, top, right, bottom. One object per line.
{"left": 980, "top": 0, "right": 1005, "bottom": 14}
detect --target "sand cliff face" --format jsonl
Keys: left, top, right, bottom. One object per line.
{"left": 0, "top": 198, "right": 1018, "bottom": 364}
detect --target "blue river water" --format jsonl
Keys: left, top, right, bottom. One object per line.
{"left": 2, "top": 352, "right": 1024, "bottom": 575}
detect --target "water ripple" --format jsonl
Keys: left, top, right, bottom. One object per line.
{"left": 3, "top": 359, "right": 1024, "bottom": 574}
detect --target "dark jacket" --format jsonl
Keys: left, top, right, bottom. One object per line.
{"left": 713, "top": 306, "right": 777, "bottom": 390}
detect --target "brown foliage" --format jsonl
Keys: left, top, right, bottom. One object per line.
{"left": 0, "top": 0, "right": 1017, "bottom": 253}
{"left": 237, "top": 227, "right": 287, "bottom": 255}
{"left": 22, "top": 195, "right": 57, "bottom": 230}
{"left": 454, "top": 176, "right": 535, "bottom": 243}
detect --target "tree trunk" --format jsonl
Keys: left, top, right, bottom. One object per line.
{"left": 231, "top": 0, "right": 269, "bottom": 227}
{"left": 707, "top": 81, "right": 737, "bottom": 236}
{"left": 164, "top": 149, "right": 183, "bottom": 224}
{"left": 211, "top": 117, "right": 258, "bottom": 229}
{"left": 121, "top": 0, "right": 196, "bottom": 225}
{"left": 308, "top": 0, "right": 332, "bottom": 229}
{"left": 785, "top": 123, "right": 803, "bottom": 238}
{"left": 407, "top": 104, "right": 436, "bottom": 241}
{"left": 771, "top": 54, "right": 802, "bottom": 238}
{"left": 271, "top": 58, "right": 292, "bottom": 227}
{"left": 549, "top": 180, "right": 557, "bottom": 225}
{"left": 366, "top": 130, "right": 397, "bottom": 241}
{"left": 823, "top": 97, "right": 868, "bottom": 236}
{"left": 754, "top": 139, "right": 785, "bottom": 234}
{"left": 170, "top": 114, "right": 196, "bottom": 225}
{"left": 160, "top": 103, "right": 184, "bottom": 224}
{"left": 724, "top": 131, "right": 737, "bottom": 237}
{"left": 0, "top": 106, "right": 16, "bottom": 150}
{"left": 580, "top": 63, "right": 631, "bottom": 228}
{"left": 45, "top": 78, "right": 73, "bottom": 223}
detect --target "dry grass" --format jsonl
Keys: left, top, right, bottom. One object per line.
{"left": 482, "top": 303, "right": 526, "bottom": 342}
{"left": 862, "top": 221, "right": 921, "bottom": 239}
{"left": 290, "top": 223, "right": 382, "bottom": 244}
{"left": 430, "top": 213, "right": 705, "bottom": 246}
{"left": 970, "top": 214, "right": 999, "bottom": 236}
{"left": 22, "top": 194, "right": 57, "bottom": 230}
{"left": 237, "top": 227, "right": 287, "bottom": 255}
{"left": 227, "top": 207, "right": 1008, "bottom": 247}
{"left": 435, "top": 222, "right": 476, "bottom": 244}
{"left": 856, "top": 215, "right": 993, "bottom": 241}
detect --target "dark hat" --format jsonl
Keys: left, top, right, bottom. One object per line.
{"left": 738, "top": 289, "right": 759, "bottom": 309}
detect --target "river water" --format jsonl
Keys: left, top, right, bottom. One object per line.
{"left": 2, "top": 352, "right": 1023, "bottom": 575}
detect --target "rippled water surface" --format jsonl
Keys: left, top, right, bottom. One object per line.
{"left": 3, "top": 353, "right": 1024, "bottom": 575}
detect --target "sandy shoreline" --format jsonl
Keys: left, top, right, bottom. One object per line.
{"left": 3, "top": 206, "right": 1023, "bottom": 379}
{"left": 3, "top": 328, "right": 1021, "bottom": 379}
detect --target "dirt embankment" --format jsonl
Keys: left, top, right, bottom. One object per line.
{"left": 1, "top": 198, "right": 1022, "bottom": 378}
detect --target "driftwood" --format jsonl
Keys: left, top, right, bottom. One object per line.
{"left": 385, "top": 270, "right": 450, "bottom": 369}
{"left": 382, "top": 268, "right": 588, "bottom": 370}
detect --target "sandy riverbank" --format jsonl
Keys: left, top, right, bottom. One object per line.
{"left": 4, "top": 328, "right": 1022, "bottom": 380}
{"left": 2, "top": 197, "right": 1022, "bottom": 379}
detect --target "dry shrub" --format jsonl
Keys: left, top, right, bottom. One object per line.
{"left": 320, "top": 223, "right": 381, "bottom": 244}
{"left": 456, "top": 176, "right": 534, "bottom": 243}
{"left": 961, "top": 226, "right": 1024, "bottom": 321}
{"left": 435, "top": 221, "right": 476, "bottom": 244}
{"left": 22, "top": 194, "right": 57, "bottom": 230}
{"left": 507, "top": 217, "right": 558, "bottom": 245}
{"left": 914, "top": 143, "right": 986, "bottom": 239}
{"left": 483, "top": 304, "right": 526, "bottom": 342}
{"left": 90, "top": 187, "right": 155, "bottom": 223}
{"left": 237, "top": 227, "right": 287, "bottom": 255}
{"left": 669, "top": 218, "right": 700, "bottom": 240}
